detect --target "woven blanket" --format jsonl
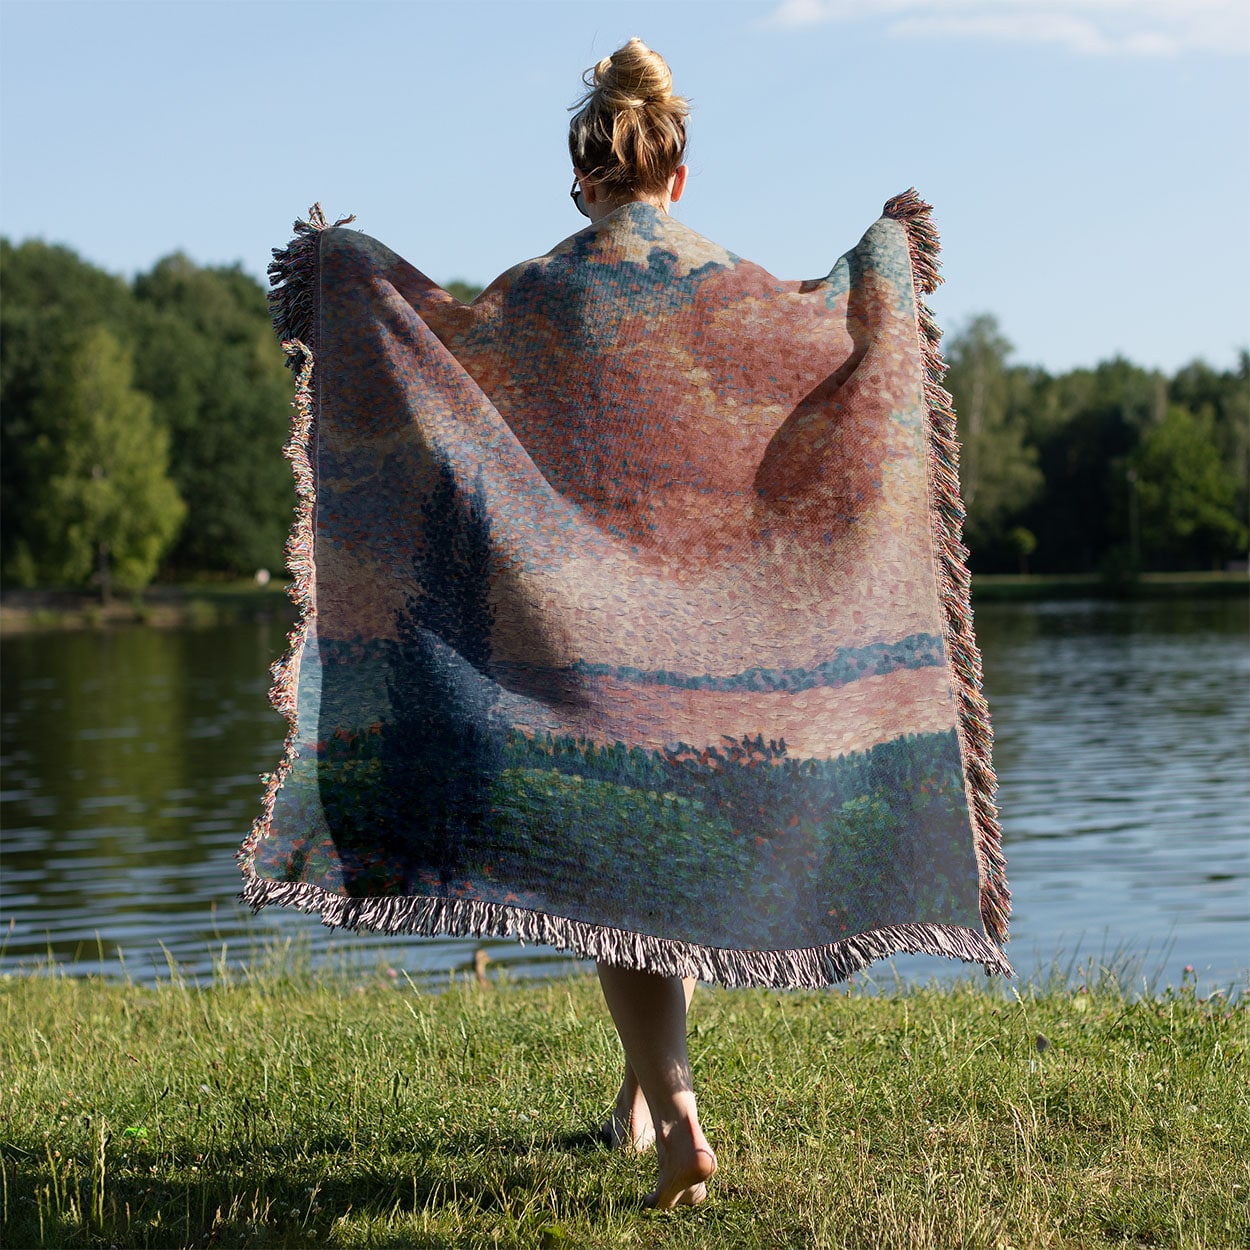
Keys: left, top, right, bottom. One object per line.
{"left": 239, "top": 191, "right": 1011, "bottom": 987}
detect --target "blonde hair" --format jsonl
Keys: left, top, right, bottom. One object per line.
{"left": 568, "top": 38, "right": 689, "bottom": 199}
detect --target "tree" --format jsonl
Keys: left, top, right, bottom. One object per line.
{"left": 444, "top": 279, "right": 483, "bottom": 304}
{"left": 2, "top": 240, "right": 294, "bottom": 581}
{"left": 943, "top": 316, "right": 1043, "bottom": 561}
{"left": 1007, "top": 526, "right": 1037, "bottom": 575}
{"left": 24, "top": 327, "right": 185, "bottom": 597}
{"left": 1020, "top": 357, "right": 1161, "bottom": 573}
{"left": 131, "top": 256, "right": 293, "bottom": 575}
{"left": 1169, "top": 353, "right": 1250, "bottom": 539}
{"left": 1, "top": 239, "right": 139, "bottom": 582}
{"left": 1132, "top": 405, "right": 1247, "bottom": 569}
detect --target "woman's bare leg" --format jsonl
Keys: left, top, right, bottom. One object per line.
{"left": 602, "top": 978, "right": 696, "bottom": 1152}
{"left": 596, "top": 963, "right": 716, "bottom": 1208}
{"left": 603, "top": 1057, "right": 654, "bottom": 1151}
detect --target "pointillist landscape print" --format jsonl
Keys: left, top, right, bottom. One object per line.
{"left": 251, "top": 715, "right": 981, "bottom": 950}
{"left": 245, "top": 197, "right": 999, "bottom": 960}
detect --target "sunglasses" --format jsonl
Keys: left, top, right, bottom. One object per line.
{"left": 570, "top": 176, "right": 589, "bottom": 219}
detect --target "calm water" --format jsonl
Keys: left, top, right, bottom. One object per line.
{"left": 2, "top": 598, "right": 1247, "bottom": 992}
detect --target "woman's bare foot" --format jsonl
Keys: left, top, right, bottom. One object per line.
{"left": 595, "top": 966, "right": 712, "bottom": 1207}
{"left": 602, "top": 1070, "right": 655, "bottom": 1151}
{"left": 645, "top": 1116, "right": 717, "bottom": 1209}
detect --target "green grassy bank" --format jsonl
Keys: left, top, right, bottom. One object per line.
{"left": 1, "top": 570, "right": 1246, "bottom": 634}
{"left": 969, "top": 571, "right": 1249, "bottom": 602}
{"left": 0, "top": 582, "right": 294, "bottom": 634}
{"left": 2, "top": 964, "right": 1245, "bottom": 1249}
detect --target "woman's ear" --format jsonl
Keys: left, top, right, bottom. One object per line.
{"left": 576, "top": 169, "right": 600, "bottom": 206}
{"left": 669, "top": 164, "right": 688, "bottom": 203}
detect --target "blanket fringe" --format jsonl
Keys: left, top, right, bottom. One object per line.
{"left": 884, "top": 189, "right": 1010, "bottom": 946}
{"left": 239, "top": 205, "right": 350, "bottom": 877}
{"left": 266, "top": 203, "right": 356, "bottom": 357}
{"left": 241, "top": 874, "right": 1014, "bottom": 988}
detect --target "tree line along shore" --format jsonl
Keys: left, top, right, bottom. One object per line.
{"left": 2, "top": 237, "right": 1246, "bottom": 602}
{"left": 1, "top": 571, "right": 1244, "bottom": 637}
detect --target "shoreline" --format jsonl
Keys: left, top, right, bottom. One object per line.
{"left": 1, "top": 571, "right": 1245, "bottom": 635}
{"left": 0, "top": 581, "right": 295, "bottom": 634}
{"left": 970, "top": 569, "right": 1248, "bottom": 602}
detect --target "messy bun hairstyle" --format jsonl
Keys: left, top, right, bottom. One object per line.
{"left": 568, "top": 37, "right": 689, "bottom": 199}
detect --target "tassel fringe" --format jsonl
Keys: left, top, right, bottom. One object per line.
{"left": 266, "top": 203, "right": 356, "bottom": 356}
{"left": 241, "top": 874, "right": 1014, "bottom": 988}
{"left": 238, "top": 206, "right": 349, "bottom": 879}
{"left": 884, "top": 189, "right": 1011, "bottom": 946}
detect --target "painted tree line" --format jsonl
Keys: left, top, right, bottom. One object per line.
{"left": 1, "top": 237, "right": 1245, "bottom": 594}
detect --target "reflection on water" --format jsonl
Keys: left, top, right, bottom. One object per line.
{"left": 968, "top": 596, "right": 1249, "bottom": 990}
{"left": 1, "top": 598, "right": 1246, "bottom": 990}
{"left": 0, "top": 622, "right": 580, "bottom": 986}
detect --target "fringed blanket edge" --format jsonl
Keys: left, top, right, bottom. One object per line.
{"left": 883, "top": 189, "right": 1011, "bottom": 951}
{"left": 237, "top": 205, "right": 350, "bottom": 890}
{"left": 241, "top": 872, "right": 1013, "bottom": 987}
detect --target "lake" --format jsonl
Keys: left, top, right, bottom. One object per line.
{"left": 2, "top": 597, "right": 1246, "bottom": 993}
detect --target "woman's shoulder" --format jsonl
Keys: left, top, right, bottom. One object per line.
{"left": 498, "top": 204, "right": 743, "bottom": 293}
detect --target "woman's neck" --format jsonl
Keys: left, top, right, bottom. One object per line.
{"left": 586, "top": 192, "right": 670, "bottom": 225}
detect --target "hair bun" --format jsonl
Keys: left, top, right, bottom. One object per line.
{"left": 569, "top": 38, "right": 689, "bottom": 197}
{"left": 595, "top": 36, "right": 673, "bottom": 108}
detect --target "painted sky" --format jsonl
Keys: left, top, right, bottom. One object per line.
{"left": 1, "top": 0, "right": 1246, "bottom": 374}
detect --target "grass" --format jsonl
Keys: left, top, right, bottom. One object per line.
{"left": 0, "top": 581, "right": 294, "bottom": 634}
{"left": 1, "top": 957, "right": 1246, "bottom": 1249}
{"left": 2, "top": 571, "right": 1245, "bottom": 634}
{"left": 970, "top": 571, "right": 1248, "bottom": 602}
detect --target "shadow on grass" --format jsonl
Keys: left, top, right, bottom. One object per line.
{"left": 6, "top": 1125, "right": 634, "bottom": 1249}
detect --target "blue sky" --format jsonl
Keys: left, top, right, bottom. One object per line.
{"left": 2, "top": 0, "right": 1246, "bottom": 374}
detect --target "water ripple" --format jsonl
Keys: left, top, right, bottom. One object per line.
{"left": 2, "top": 602, "right": 1246, "bottom": 991}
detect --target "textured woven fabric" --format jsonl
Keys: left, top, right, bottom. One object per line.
{"left": 239, "top": 194, "right": 1011, "bottom": 986}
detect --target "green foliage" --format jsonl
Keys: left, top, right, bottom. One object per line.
{"left": 2, "top": 231, "right": 1245, "bottom": 585}
{"left": 1031, "top": 357, "right": 1164, "bottom": 573}
{"left": 1, "top": 240, "right": 140, "bottom": 583}
{"left": 1133, "top": 404, "right": 1248, "bottom": 568}
{"left": 18, "top": 327, "right": 184, "bottom": 595}
{"left": 1, "top": 238, "right": 290, "bottom": 585}
{"left": 944, "top": 316, "right": 1249, "bottom": 573}
{"left": 0, "top": 238, "right": 135, "bottom": 336}
{"left": 131, "top": 254, "right": 293, "bottom": 574}
{"left": 1170, "top": 352, "right": 1250, "bottom": 472}
{"left": 444, "top": 278, "right": 484, "bottom": 304}
{"left": 1168, "top": 351, "right": 1250, "bottom": 542}
{"left": 944, "top": 315, "right": 1043, "bottom": 551}
{"left": 1006, "top": 525, "right": 1037, "bottom": 574}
